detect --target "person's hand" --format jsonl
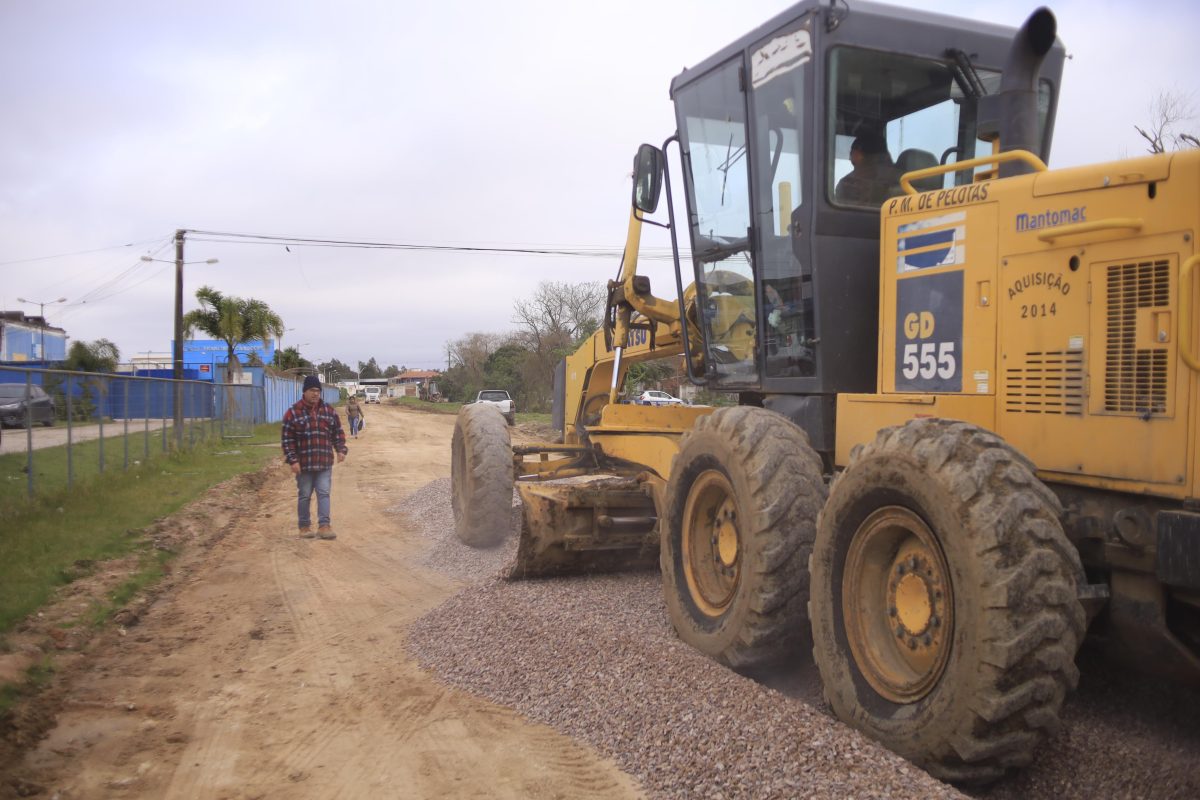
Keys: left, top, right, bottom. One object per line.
{"left": 336, "top": 452, "right": 346, "bottom": 464}
{"left": 290, "top": 462, "right": 301, "bottom": 475}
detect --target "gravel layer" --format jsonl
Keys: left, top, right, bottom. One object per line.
{"left": 400, "top": 477, "right": 1200, "bottom": 799}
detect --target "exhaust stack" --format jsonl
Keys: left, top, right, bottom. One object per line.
{"left": 979, "top": 7, "right": 1057, "bottom": 178}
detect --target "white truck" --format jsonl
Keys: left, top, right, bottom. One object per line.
{"left": 364, "top": 386, "right": 382, "bottom": 404}
{"left": 473, "top": 389, "right": 515, "bottom": 425}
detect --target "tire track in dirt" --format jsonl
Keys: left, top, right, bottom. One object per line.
{"left": 4, "top": 405, "right": 645, "bottom": 799}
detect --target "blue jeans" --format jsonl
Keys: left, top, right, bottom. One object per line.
{"left": 296, "top": 468, "right": 332, "bottom": 527}
{"left": 349, "top": 416, "right": 361, "bottom": 435}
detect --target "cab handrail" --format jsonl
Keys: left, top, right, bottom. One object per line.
{"left": 1180, "top": 254, "right": 1200, "bottom": 372}
{"left": 1037, "top": 218, "right": 1144, "bottom": 243}
{"left": 899, "top": 149, "right": 1048, "bottom": 195}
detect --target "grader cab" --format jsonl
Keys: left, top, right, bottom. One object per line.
{"left": 451, "top": 0, "right": 1200, "bottom": 783}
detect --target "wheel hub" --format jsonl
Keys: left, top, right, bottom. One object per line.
{"left": 842, "top": 507, "right": 953, "bottom": 703}
{"left": 681, "top": 470, "right": 742, "bottom": 617}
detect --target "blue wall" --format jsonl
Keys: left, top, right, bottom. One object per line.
{"left": 1, "top": 366, "right": 337, "bottom": 425}
{"left": 177, "top": 339, "right": 277, "bottom": 381}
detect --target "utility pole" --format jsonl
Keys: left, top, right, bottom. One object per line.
{"left": 173, "top": 228, "right": 186, "bottom": 449}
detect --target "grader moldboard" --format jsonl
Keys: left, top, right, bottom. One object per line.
{"left": 451, "top": 0, "right": 1200, "bottom": 784}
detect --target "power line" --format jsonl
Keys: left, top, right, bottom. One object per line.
{"left": 185, "top": 229, "right": 687, "bottom": 261}
{"left": 0, "top": 236, "right": 167, "bottom": 267}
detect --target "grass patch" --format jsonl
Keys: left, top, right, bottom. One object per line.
{"left": 389, "top": 397, "right": 551, "bottom": 426}
{"left": 0, "top": 656, "right": 54, "bottom": 715}
{"left": 391, "top": 397, "right": 461, "bottom": 415}
{"left": 0, "top": 417, "right": 230, "bottom": 510}
{"left": 0, "top": 423, "right": 280, "bottom": 634}
{"left": 83, "top": 548, "right": 173, "bottom": 628}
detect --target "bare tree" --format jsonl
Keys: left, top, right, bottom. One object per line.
{"left": 447, "top": 332, "right": 509, "bottom": 388}
{"left": 1135, "top": 91, "right": 1200, "bottom": 153}
{"left": 512, "top": 281, "right": 606, "bottom": 410}
{"left": 512, "top": 280, "right": 606, "bottom": 353}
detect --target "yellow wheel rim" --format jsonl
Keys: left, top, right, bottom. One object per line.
{"left": 842, "top": 506, "right": 953, "bottom": 703}
{"left": 681, "top": 470, "right": 741, "bottom": 617}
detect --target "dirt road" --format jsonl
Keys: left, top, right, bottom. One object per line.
{"left": 6, "top": 405, "right": 642, "bottom": 799}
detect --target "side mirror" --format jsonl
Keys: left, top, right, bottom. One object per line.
{"left": 632, "top": 144, "right": 664, "bottom": 214}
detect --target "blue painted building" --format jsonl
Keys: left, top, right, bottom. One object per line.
{"left": 176, "top": 338, "right": 277, "bottom": 381}
{"left": 0, "top": 312, "right": 68, "bottom": 363}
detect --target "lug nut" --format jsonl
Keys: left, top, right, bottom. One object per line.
{"left": 907, "top": 638, "right": 918, "bottom": 650}
{"left": 923, "top": 634, "right": 932, "bottom": 646}
{"left": 888, "top": 606, "right": 897, "bottom": 617}
{"left": 930, "top": 615, "right": 940, "bottom": 628}
{"left": 895, "top": 625, "right": 905, "bottom": 639}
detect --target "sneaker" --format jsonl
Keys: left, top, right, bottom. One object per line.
{"left": 299, "top": 525, "right": 317, "bottom": 539}
{"left": 317, "top": 525, "right": 336, "bottom": 540}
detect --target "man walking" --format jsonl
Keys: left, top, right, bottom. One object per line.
{"left": 281, "top": 375, "right": 348, "bottom": 540}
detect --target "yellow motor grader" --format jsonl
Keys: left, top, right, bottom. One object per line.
{"left": 451, "top": 0, "right": 1200, "bottom": 783}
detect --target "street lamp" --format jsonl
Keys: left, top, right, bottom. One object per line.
{"left": 140, "top": 252, "right": 218, "bottom": 380}
{"left": 16, "top": 296, "right": 67, "bottom": 362}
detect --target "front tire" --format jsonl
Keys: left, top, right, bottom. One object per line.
{"left": 811, "top": 419, "right": 1085, "bottom": 783}
{"left": 661, "top": 406, "right": 826, "bottom": 669}
{"left": 451, "top": 403, "right": 514, "bottom": 547}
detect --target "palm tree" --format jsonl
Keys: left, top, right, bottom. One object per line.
{"left": 182, "top": 286, "right": 285, "bottom": 382}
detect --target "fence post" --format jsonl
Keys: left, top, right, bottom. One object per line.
{"left": 66, "top": 373, "right": 74, "bottom": 489}
{"left": 24, "top": 373, "right": 34, "bottom": 498}
{"left": 144, "top": 379, "right": 150, "bottom": 462}
{"left": 123, "top": 376, "right": 130, "bottom": 470}
{"left": 98, "top": 378, "right": 105, "bottom": 474}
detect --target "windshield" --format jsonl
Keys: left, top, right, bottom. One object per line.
{"left": 0, "top": 385, "right": 32, "bottom": 399}
{"left": 479, "top": 391, "right": 508, "bottom": 401}
{"left": 827, "top": 46, "right": 1052, "bottom": 207}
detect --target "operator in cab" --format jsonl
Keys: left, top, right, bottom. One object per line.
{"left": 835, "top": 132, "right": 901, "bottom": 206}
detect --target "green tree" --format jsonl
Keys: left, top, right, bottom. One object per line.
{"left": 484, "top": 344, "right": 528, "bottom": 404}
{"left": 182, "top": 285, "right": 284, "bottom": 382}
{"left": 358, "top": 357, "right": 382, "bottom": 379}
{"left": 63, "top": 339, "right": 121, "bottom": 373}
{"left": 53, "top": 339, "right": 121, "bottom": 421}
{"left": 272, "top": 346, "right": 311, "bottom": 372}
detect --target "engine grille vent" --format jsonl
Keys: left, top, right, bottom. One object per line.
{"left": 1104, "top": 260, "right": 1169, "bottom": 415}
{"left": 1005, "top": 351, "right": 1085, "bottom": 415}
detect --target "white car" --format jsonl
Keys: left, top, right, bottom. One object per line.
{"left": 474, "top": 389, "right": 516, "bottom": 424}
{"left": 635, "top": 390, "right": 684, "bottom": 406}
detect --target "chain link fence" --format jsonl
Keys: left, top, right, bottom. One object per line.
{"left": 0, "top": 366, "right": 268, "bottom": 504}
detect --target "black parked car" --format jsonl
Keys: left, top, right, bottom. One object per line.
{"left": 0, "top": 384, "right": 56, "bottom": 428}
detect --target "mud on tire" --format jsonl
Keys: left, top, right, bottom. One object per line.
{"left": 661, "top": 406, "right": 826, "bottom": 670}
{"left": 451, "top": 403, "right": 514, "bottom": 547}
{"left": 811, "top": 419, "right": 1086, "bottom": 783}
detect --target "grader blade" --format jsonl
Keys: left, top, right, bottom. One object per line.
{"left": 509, "top": 477, "right": 659, "bottom": 579}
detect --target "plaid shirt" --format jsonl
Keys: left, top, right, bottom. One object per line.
{"left": 281, "top": 398, "right": 347, "bottom": 472}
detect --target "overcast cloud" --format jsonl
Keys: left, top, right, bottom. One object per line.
{"left": 1, "top": 0, "right": 1195, "bottom": 370}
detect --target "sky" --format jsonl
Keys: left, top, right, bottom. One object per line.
{"left": 1, "top": 0, "right": 1196, "bottom": 371}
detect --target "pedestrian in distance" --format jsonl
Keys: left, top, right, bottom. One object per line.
{"left": 346, "top": 394, "right": 364, "bottom": 438}
{"left": 281, "top": 375, "right": 348, "bottom": 540}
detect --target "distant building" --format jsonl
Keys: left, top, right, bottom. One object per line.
{"left": 389, "top": 369, "right": 441, "bottom": 399}
{"left": 0, "top": 311, "right": 68, "bottom": 363}
{"left": 177, "top": 338, "right": 276, "bottom": 382}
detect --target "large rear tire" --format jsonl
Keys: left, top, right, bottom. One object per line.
{"left": 451, "top": 403, "right": 514, "bottom": 547}
{"left": 661, "top": 406, "right": 826, "bottom": 669}
{"left": 811, "top": 419, "right": 1085, "bottom": 783}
